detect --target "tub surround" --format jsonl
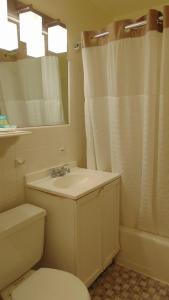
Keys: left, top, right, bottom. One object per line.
{"left": 117, "top": 226, "right": 169, "bottom": 285}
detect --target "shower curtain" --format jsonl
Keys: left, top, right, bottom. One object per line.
{"left": 82, "top": 7, "right": 169, "bottom": 238}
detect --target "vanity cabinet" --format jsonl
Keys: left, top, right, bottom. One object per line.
{"left": 76, "top": 189, "right": 102, "bottom": 284}
{"left": 100, "top": 181, "right": 120, "bottom": 270}
{"left": 26, "top": 178, "right": 120, "bottom": 287}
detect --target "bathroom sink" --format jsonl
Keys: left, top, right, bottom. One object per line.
{"left": 53, "top": 174, "right": 91, "bottom": 189}
{"left": 25, "top": 163, "right": 120, "bottom": 199}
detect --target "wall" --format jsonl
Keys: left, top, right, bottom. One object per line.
{"left": 90, "top": 0, "right": 169, "bottom": 23}
{"left": 1, "top": 0, "right": 168, "bottom": 213}
{"left": 114, "top": 4, "right": 167, "bottom": 20}
{"left": 0, "top": 0, "right": 107, "bottom": 212}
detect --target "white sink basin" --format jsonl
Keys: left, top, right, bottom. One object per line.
{"left": 53, "top": 174, "right": 92, "bottom": 189}
{"left": 25, "top": 165, "right": 120, "bottom": 200}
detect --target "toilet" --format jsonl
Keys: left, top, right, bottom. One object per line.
{"left": 0, "top": 204, "right": 90, "bottom": 300}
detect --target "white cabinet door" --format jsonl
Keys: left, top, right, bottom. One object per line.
{"left": 100, "top": 180, "right": 120, "bottom": 270}
{"left": 76, "top": 190, "right": 102, "bottom": 287}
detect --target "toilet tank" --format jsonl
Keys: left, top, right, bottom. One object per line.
{"left": 0, "top": 204, "right": 46, "bottom": 291}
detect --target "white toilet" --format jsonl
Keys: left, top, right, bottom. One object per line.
{"left": 0, "top": 204, "right": 91, "bottom": 300}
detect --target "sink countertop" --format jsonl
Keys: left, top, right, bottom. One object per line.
{"left": 25, "top": 167, "right": 120, "bottom": 200}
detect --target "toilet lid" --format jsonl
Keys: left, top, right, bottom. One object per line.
{"left": 12, "top": 268, "right": 90, "bottom": 300}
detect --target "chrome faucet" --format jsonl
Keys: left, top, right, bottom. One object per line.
{"left": 50, "top": 165, "right": 70, "bottom": 177}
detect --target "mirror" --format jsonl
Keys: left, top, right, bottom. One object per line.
{"left": 0, "top": 45, "right": 69, "bottom": 127}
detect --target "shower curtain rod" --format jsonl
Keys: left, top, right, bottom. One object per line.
{"left": 93, "top": 15, "right": 163, "bottom": 38}
{"left": 74, "top": 15, "right": 163, "bottom": 50}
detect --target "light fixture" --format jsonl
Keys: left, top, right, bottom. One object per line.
{"left": 48, "top": 24, "right": 67, "bottom": 54}
{"left": 0, "top": 2, "right": 67, "bottom": 56}
{"left": 26, "top": 34, "right": 45, "bottom": 58}
{"left": 0, "top": 0, "right": 7, "bottom": 22}
{"left": 19, "top": 11, "right": 42, "bottom": 43}
{"left": 19, "top": 10, "right": 45, "bottom": 58}
{"left": 0, "top": 0, "right": 18, "bottom": 51}
{"left": 0, "top": 21, "right": 18, "bottom": 51}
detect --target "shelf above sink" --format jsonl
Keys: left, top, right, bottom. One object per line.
{"left": 0, "top": 130, "right": 32, "bottom": 138}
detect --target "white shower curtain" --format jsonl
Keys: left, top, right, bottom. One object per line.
{"left": 82, "top": 7, "right": 169, "bottom": 238}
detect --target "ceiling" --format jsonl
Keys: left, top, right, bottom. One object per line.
{"left": 90, "top": 0, "right": 169, "bottom": 20}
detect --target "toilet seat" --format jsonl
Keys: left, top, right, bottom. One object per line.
{"left": 11, "top": 268, "right": 90, "bottom": 300}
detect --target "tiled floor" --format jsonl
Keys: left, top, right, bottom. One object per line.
{"left": 89, "top": 264, "right": 169, "bottom": 300}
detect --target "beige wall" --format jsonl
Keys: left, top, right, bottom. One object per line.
{"left": 91, "top": 0, "right": 169, "bottom": 23}
{"left": 1, "top": 0, "right": 169, "bottom": 213}
{"left": 0, "top": 0, "right": 107, "bottom": 212}
{"left": 114, "top": 4, "right": 166, "bottom": 20}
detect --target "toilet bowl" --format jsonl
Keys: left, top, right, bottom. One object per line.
{"left": 11, "top": 268, "right": 90, "bottom": 300}
{"left": 0, "top": 204, "right": 90, "bottom": 300}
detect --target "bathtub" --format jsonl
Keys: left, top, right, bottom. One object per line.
{"left": 116, "top": 226, "right": 169, "bottom": 285}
